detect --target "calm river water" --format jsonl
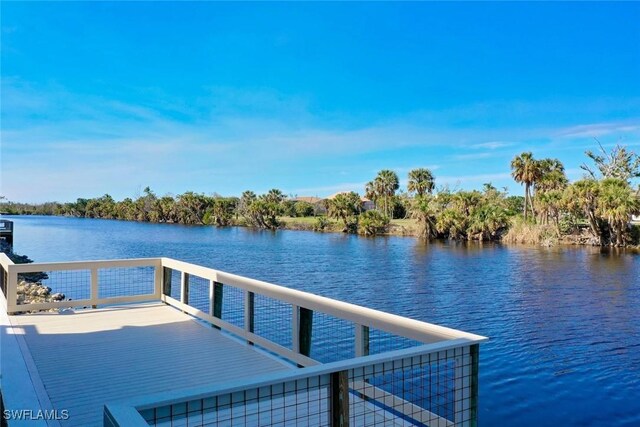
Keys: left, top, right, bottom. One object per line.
{"left": 5, "top": 215, "right": 640, "bottom": 426}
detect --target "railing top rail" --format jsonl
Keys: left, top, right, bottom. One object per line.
{"left": 115, "top": 337, "right": 479, "bottom": 411}
{"left": 7, "top": 256, "right": 487, "bottom": 343}
{"left": 8, "top": 257, "right": 161, "bottom": 273}
{"left": 162, "top": 257, "right": 486, "bottom": 343}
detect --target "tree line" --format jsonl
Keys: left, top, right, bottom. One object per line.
{"left": 1, "top": 142, "right": 639, "bottom": 246}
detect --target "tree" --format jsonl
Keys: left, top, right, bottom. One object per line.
{"left": 535, "top": 159, "right": 567, "bottom": 226}
{"left": 536, "top": 159, "right": 568, "bottom": 193}
{"left": 328, "top": 192, "right": 362, "bottom": 233}
{"left": 411, "top": 195, "right": 438, "bottom": 239}
{"left": 294, "top": 201, "right": 315, "bottom": 217}
{"left": 563, "top": 179, "right": 602, "bottom": 242}
{"left": 436, "top": 208, "right": 466, "bottom": 240}
{"left": 364, "top": 180, "right": 381, "bottom": 210}
{"left": 174, "top": 192, "right": 210, "bottom": 224}
{"left": 468, "top": 204, "right": 509, "bottom": 241}
{"left": 205, "top": 198, "right": 237, "bottom": 226}
{"left": 371, "top": 170, "right": 399, "bottom": 218}
{"left": 597, "top": 178, "right": 640, "bottom": 246}
{"left": 511, "top": 152, "right": 540, "bottom": 220}
{"left": 581, "top": 139, "right": 640, "bottom": 182}
{"left": 359, "top": 210, "right": 390, "bottom": 236}
{"left": 407, "top": 168, "right": 436, "bottom": 197}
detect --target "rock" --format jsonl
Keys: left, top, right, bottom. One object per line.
{"left": 51, "top": 293, "right": 66, "bottom": 301}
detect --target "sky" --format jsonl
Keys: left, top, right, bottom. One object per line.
{"left": 1, "top": 2, "right": 639, "bottom": 203}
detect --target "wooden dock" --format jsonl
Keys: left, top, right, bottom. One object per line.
{"left": 0, "top": 219, "right": 13, "bottom": 247}
{"left": 1, "top": 255, "right": 486, "bottom": 427}
{"left": 7, "top": 303, "right": 292, "bottom": 426}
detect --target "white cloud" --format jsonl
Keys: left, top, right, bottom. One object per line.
{"left": 557, "top": 122, "right": 640, "bottom": 138}
{"left": 469, "top": 141, "right": 514, "bottom": 150}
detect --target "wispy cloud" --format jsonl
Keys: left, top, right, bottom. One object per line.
{"left": 3, "top": 79, "right": 640, "bottom": 202}
{"left": 557, "top": 122, "right": 640, "bottom": 138}
{"left": 469, "top": 141, "right": 514, "bottom": 150}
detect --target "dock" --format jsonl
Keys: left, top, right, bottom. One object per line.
{"left": 0, "top": 219, "right": 13, "bottom": 248}
{"left": 1, "top": 255, "right": 487, "bottom": 426}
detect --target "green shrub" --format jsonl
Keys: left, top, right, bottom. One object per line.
{"left": 359, "top": 210, "right": 390, "bottom": 236}
{"left": 294, "top": 201, "right": 315, "bottom": 217}
{"left": 313, "top": 216, "right": 329, "bottom": 231}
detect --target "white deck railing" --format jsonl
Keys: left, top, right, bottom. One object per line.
{"left": 0, "top": 253, "right": 487, "bottom": 426}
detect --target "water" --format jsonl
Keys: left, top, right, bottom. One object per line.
{"left": 5, "top": 215, "right": 640, "bottom": 426}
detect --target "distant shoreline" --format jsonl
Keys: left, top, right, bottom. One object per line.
{"left": 5, "top": 213, "right": 639, "bottom": 251}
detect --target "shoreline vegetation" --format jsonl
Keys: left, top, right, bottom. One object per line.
{"left": 2, "top": 142, "right": 639, "bottom": 248}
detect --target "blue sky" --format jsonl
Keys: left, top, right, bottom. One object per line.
{"left": 2, "top": 2, "right": 639, "bottom": 203}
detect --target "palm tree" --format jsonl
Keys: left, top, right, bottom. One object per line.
{"left": 511, "top": 152, "right": 540, "bottom": 220}
{"left": 535, "top": 159, "right": 568, "bottom": 224}
{"left": 328, "top": 192, "right": 362, "bottom": 233}
{"left": 597, "top": 178, "right": 640, "bottom": 246}
{"left": 410, "top": 195, "right": 438, "bottom": 239}
{"left": 563, "top": 179, "right": 601, "bottom": 242}
{"left": 537, "top": 159, "right": 567, "bottom": 192}
{"left": 407, "top": 168, "right": 435, "bottom": 197}
{"left": 373, "top": 170, "right": 399, "bottom": 217}
{"left": 364, "top": 180, "right": 380, "bottom": 209}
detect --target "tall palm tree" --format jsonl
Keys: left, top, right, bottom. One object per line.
{"left": 373, "top": 170, "right": 399, "bottom": 217}
{"left": 511, "top": 152, "right": 540, "bottom": 220}
{"left": 535, "top": 159, "right": 567, "bottom": 224}
{"left": 408, "top": 168, "right": 436, "bottom": 197}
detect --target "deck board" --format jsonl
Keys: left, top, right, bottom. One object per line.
{"left": 9, "top": 302, "right": 292, "bottom": 427}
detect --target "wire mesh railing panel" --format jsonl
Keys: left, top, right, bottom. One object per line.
{"left": 169, "top": 269, "right": 182, "bottom": 301}
{"left": 98, "top": 267, "right": 155, "bottom": 299}
{"left": 18, "top": 269, "right": 90, "bottom": 305}
{"left": 141, "top": 375, "right": 333, "bottom": 427}
{"left": 350, "top": 346, "right": 475, "bottom": 426}
{"left": 253, "top": 294, "right": 293, "bottom": 350}
{"left": 187, "top": 274, "right": 210, "bottom": 314}
{"left": 138, "top": 344, "right": 478, "bottom": 427}
{"left": 309, "top": 311, "right": 355, "bottom": 363}
{"left": 368, "top": 328, "right": 422, "bottom": 356}
{"left": 220, "top": 284, "right": 244, "bottom": 329}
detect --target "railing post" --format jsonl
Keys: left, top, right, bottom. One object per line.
{"left": 91, "top": 267, "right": 99, "bottom": 309}
{"left": 244, "top": 291, "right": 255, "bottom": 345}
{"left": 6, "top": 267, "right": 18, "bottom": 314}
{"left": 161, "top": 266, "right": 172, "bottom": 297}
{"left": 354, "top": 325, "right": 369, "bottom": 357}
{"left": 330, "top": 370, "right": 350, "bottom": 427}
{"left": 180, "top": 272, "right": 189, "bottom": 306}
{"left": 212, "top": 281, "right": 223, "bottom": 330}
{"left": 208, "top": 279, "right": 215, "bottom": 317}
{"left": 292, "top": 304, "right": 300, "bottom": 354}
{"left": 470, "top": 344, "right": 480, "bottom": 427}
{"left": 0, "top": 264, "right": 6, "bottom": 299}
{"left": 299, "top": 307, "right": 313, "bottom": 358}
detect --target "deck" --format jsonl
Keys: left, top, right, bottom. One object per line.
{"left": 1, "top": 255, "right": 486, "bottom": 427}
{"left": 7, "top": 303, "right": 291, "bottom": 426}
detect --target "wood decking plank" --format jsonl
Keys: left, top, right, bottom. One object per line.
{"left": 9, "top": 303, "right": 291, "bottom": 426}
